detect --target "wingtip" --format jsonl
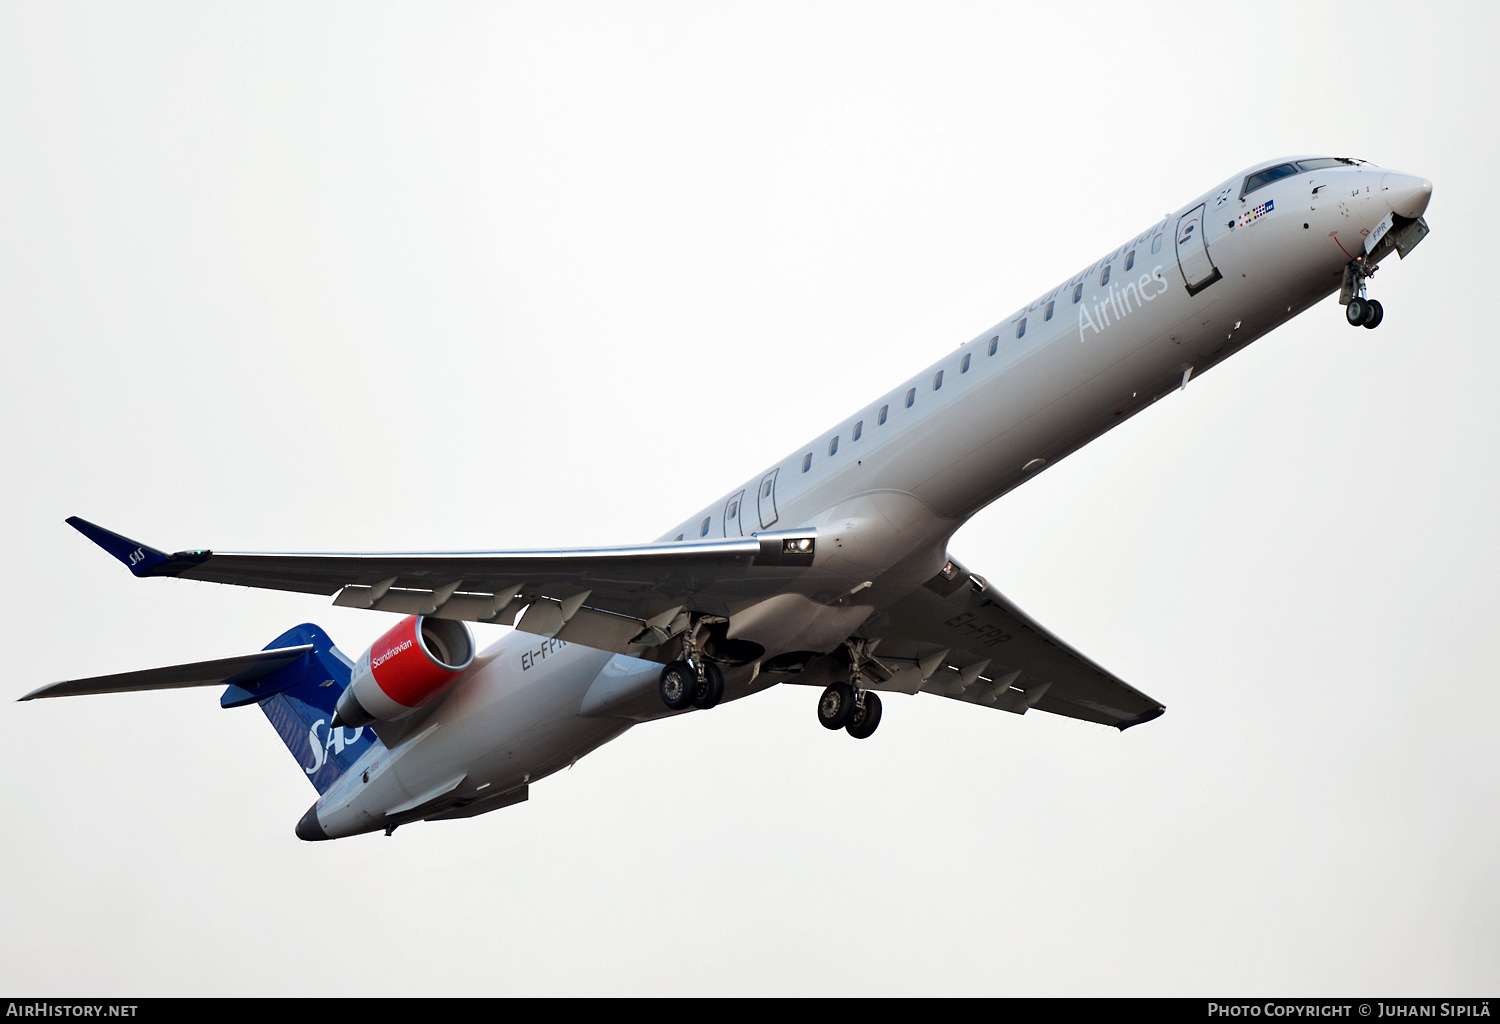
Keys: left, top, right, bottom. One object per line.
{"left": 65, "top": 516, "right": 171, "bottom": 577}
{"left": 1116, "top": 706, "right": 1166, "bottom": 731}
{"left": 17, "top": 681, "right": 59, "bottom": 702}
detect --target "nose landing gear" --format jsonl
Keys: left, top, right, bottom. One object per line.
{"left": 1340, "top": 257, "right": 1384, "bottom": 329}
{"left": 1346, "top": 296, "right": 1384, "bottom": 329}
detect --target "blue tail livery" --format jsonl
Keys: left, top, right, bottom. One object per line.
{"left": 250, "top": 623, "right": 377, "bottom": 794}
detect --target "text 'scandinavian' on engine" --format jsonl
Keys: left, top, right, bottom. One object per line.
{"left": 24, "top": 157, "right": 1432, "bottom": 839}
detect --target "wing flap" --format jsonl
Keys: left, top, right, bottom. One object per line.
{"left": 863, "top": 556, "right": 1164, "bottom": 730}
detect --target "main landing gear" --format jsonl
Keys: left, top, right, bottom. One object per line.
{"left": 659, "top": 659, "right": 724, "bottom": 711}
{"left": 816, "top": 638, "right": 883, "bottom": 739}
{"left": 657, "top": 618, "right": 725, "bottom": 711}
{"left": 1341, "top": 257, "right": 1384, "bottom": 330}
{"left": 817, "top": 683, "right": 882, "bottom": 739}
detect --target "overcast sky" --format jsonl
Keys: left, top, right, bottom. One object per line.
{"left": 2, "top": 1, "right": 1495, "bottom": 997}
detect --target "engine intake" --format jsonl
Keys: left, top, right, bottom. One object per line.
{"left": 332, "top": 615, "right": 475, "bottom": 728}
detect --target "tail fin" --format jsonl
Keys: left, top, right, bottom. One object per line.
{"left": 247, "top": 624, "right": 378, "bottom": 795}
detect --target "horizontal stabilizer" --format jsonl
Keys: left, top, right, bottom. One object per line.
{"left": 19, "top": 646, "right": 312, "bottom": 702}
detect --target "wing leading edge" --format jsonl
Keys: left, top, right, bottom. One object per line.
{"left": 860, "top": 555, "right": 1165, "bottom": 730}
{"left": 65, "top": 517, "right": 817, "bottom": 658}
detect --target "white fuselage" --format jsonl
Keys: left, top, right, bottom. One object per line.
{"left": 313, "top": 158, "right": 1429, "bottom": 838}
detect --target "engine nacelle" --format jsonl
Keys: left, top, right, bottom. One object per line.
{"left": 332, "top": 615, "right": 475, "bottom": 728}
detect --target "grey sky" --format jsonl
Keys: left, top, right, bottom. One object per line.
{"left": 2, "top": 1, "right": 1495, "bottom": 995}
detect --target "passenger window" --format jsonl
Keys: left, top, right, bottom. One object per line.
{"left": 727, "top": 501, "right": 738, "bottom": 519}
{"left": 1072, "top": 282, "right": 1083, "bottom": 304}
{"left": 828, "top": 436, "right": 839, "bottom": 456}
{"left": 853, "top": 420, "right": 863, "bottom": 440}
{"left": 905, "top": 388, "right": 916, "bottom": 408}
{"left": 1125, "top": 250, "right": 1135, "bottom": 272}
{"left": 878, "top": 405, "right": 889, "bottom": 425}
{"left": 802, "top": 453, "right": 812, "bottom": 473}
{"left": 960, "top": 353, "right": 971, "bottom": 373}
{"left": 1044, "top": 300, "right": 1054, "bottom": 321}
{"left": 674, "top": 534, "right": 684, "bottom": 541}
{"left": 1100, "top": 265, "right": 1111, "bottom": 287}
{"left": 988, "top": 336, "right": 999, "bottom": 355}
{"left": 933, "top": 370, "right": 944, "bottom": 391}
{"left": 1151, "top": 234, "right": 1162, "bottom": 254}
{"left": 699, "top": 517, "right": 711, "bottom": 537}
{"left": 1016, "top": 318, "right": 1026, "bottom": 339}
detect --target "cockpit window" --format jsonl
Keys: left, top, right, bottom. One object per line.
{"left": 1242, "top": 163, "right": 1299, "bottom": 197}
{"left": 1297, "top": 157, "right": 1354, "bottom": 171}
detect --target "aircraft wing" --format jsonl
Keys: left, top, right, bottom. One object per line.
{"left": 65, "top": 516, "right": 817, "bottom": 657}
{"left": 858, "top": 555, "right": 1165, "bottom": 730}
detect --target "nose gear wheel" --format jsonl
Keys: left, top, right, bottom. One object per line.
{"left": 1341, "top": 258, "right": 1384, "bottom": 329}
{"left": 1346, "top": 297, "right": 1383, "bottom": 328}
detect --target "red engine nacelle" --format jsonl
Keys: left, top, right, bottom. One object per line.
{"left": 332, "top": 615, "right": 475, "bottom": 728}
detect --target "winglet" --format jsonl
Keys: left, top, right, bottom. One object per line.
{"left": 1116, "top": 706, "right": 1166, "bottom": 732}
{"left": 66, "top": 517, "right": 211, "bottom": 578}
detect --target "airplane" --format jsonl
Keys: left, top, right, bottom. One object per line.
{"left": 21, "top": 156, "right": 1433, "bottom": 841}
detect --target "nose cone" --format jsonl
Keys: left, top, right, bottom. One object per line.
{"left": 295, "top": 803, "right": 332, "bottom": 841}
{"left": 1381, "top": 172, "right": 1432, "bottom": 218}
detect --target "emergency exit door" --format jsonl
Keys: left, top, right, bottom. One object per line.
{"left": 756, "top": 470, "right": 779, "bottom": 529}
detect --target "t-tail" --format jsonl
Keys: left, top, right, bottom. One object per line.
{"left": 238, "top": 623, "right": 378, "bottom": 794}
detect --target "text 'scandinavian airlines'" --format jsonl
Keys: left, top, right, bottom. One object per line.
{"left": 24, "top": 158, "right": 1432, "bottom": 840}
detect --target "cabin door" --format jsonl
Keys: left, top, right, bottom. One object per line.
{"left": 1174, "top": 204, "right": 1221, "bottom": 295}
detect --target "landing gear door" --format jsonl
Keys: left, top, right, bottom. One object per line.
{"left": 723, "top": 489, "right": 747, "bottom": 537}
{"left": 756, "top": 470, "right": 779, "bottom": 529}
{"left": 1175, "top": 204, "right": 1221, "bottom": 295}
